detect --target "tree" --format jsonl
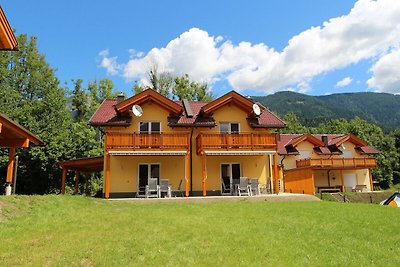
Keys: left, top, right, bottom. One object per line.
{"left": 71, "top": 79, "right": 89, "bottom": 122}
{"left": 0, "top": 34, "right": 102, "bottom": 194}
{"left": 281, "top": 112, "right": 308, "bottom": 134}
{"left": 132, "top": 66, "right": 213, "bottom": 101}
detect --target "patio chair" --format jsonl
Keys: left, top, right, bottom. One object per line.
{"left": 172, "top": 179, "right": 184, "bottom": 197}
{"left": 221, "top": 179, "right": 232, "bottom": 195}
{"left": 145, "top": 178, "right": 160, "bottom": 198}
{"left": 159, "top": 179, "right": 172, "bottom": 198}
{"left": 249, "top": 178, "right": 261, "bottom": 196}
{"left": 236, "top": 177, "right": 250, "bottom": 196}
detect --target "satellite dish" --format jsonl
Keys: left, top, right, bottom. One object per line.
{"left": 252, "top": 103, "right": 261, "bottom": 116}
{"left": 132, "top": 105, "right": 143, "bottom": 117}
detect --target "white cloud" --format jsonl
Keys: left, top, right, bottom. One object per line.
{"left": 335, "top": 77, "right": 353, "bottom": 88}
{"left": 99, "top": 50, "right": 120, "bottom": 76}
{"left": 99, "top": 0, "right": 400, "bottom": 94}
{"left": 367, "top": 48, "right": 400, "bottom": 94}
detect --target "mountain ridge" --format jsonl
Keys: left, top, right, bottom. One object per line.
{"left": 252, "top": 91, "right": 400, "bottom": 132}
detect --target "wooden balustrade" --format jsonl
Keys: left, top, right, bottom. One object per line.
{"left": 106, "top": 132, "right": 190, "bottom": 150}
{"left": 296, "top": 157, "right": 377, "bottom": 169}
{"left": 196, "top": 132, "right": 277, "bottom": 154}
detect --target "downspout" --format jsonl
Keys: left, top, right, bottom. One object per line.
{"left": 190, "top": 127, "right": 194, "bottom": 195}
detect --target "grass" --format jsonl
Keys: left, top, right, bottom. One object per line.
{"left": 0, "top": 195, "right": 399, "bottom": 266}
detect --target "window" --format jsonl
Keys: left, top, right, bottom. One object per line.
{"left": 221, "top": 163, "right": 241, "bottom": 190}
{"left": 219, "top": 122, "right": 240, "bottom": 133}
{"left": 139, "top": 122, "right": 161, "bottom": 133}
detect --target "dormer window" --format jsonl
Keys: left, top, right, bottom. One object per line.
{"left": 219, "top": 122, "right": 240, "bottom": 133}
{"left": 139, "top": 122, "right": 161, "bottom": 134}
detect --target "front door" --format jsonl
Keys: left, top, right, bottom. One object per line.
{"left": 344, "top": 172, "right": 357, "bottom": 191}
{"left": 138, "top": 164, "right": 160, "bottom": 196}
{"left": 221, "top": 163, "right": 241, "bottom": 192}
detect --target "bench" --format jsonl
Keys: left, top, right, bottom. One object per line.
{"left": 318, "top": 187, "right": 341, "bottom": 193}
{"left": 352, "top": 184, "right": 367, "bottom": 192}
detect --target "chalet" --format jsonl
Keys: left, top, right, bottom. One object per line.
{"left": 60, "top": 89, "right": 379, "bottom": 198}
{"left": 87, "top": 89, "right": 285, "bottom": 198}
{"left": 278, "top": 134, "right": 378, "bottom": 194}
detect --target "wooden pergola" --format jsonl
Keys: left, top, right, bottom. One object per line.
{"left": 0, "top": 113, "right": 43, "bottom": 186}
{"left": 58, "top": 156, "right": 104, "bottom": 195}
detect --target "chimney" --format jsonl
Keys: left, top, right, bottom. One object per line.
{"left": 321, "top": 135, "right": 328, "bottom": 146}
{"left": 117, "top": 93, "right": 125, "bottom": 103}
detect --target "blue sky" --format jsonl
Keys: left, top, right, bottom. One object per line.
{"left": 3, "top": 0, "right": 400, "bottom": 97}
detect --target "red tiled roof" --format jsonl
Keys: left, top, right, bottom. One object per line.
{"left": 170, "top": 101, "right": 215, "bottom": 126}
{"left": 278, "top": 134, "right": 378, "bottom": 155}
{"left": 357, "top": 146, "right": 380, "bottom": 155}
{"left": 89, "top": 99, "right": 131, "bottom": 126}
{"left": 89, "top": 92, "right": 284, "bottom": 129}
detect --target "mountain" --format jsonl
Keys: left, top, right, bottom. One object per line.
{"left": 252, "top": 91, "right": 400, "bottom": 132}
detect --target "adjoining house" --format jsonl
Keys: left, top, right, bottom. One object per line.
{"left": 278, "top": 134, "right": 379, "bottom": 194}
{"left": 88, "top": 89, "right": 285, "bottom": 198}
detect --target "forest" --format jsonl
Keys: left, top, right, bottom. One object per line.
{"left": 0, "top": 34, "right": 399, "bottom": 194}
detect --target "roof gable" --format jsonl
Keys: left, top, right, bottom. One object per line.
{"left": 0, "top": 113, "right": 43, "bottom": 147}
{"left": 0, "top": 6, "right": 18, "bottom": 51}
{"left": 201, "top": 91, "right": 254, "bottom": 115}
{"left": 329, "top": 134, "right": 367, "bottom": 147}
{"left": 286, "top": 134, "right": 325, "bottom": 147}
{"left": 116, "top": 89, "right": 182, "bottom": 115}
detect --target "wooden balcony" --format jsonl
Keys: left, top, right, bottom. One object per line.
{"left": 296, "top": 158, "right": 377, "bottom": 169}
{"left": 196, "top": 132, "right": 277, "bottom": 154}
{"left": 106, "top": 132, "right": 190, "bottom": 150}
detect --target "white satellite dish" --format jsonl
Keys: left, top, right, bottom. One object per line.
{"left": 252, "top": 103, "right": 261, "bottom": 116}
{"left": 132, "top": 104, "right": 143, "bottom": 117}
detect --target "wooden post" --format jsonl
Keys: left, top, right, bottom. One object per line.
{"left": 368, "top": 168, "right": 374, "bottom": 191}
{"left": 75, "top": 171, "right": 79, "bottom": 194}
{"left": 201, "top": 153, "right": 207, "bottom": 196}
{"left": 85, "top": 172, "right": 90, "bottom": 195}
{"left": 61, "top": 167, "right": 67, "bottom": 194}
{"left": 6, "top": 147, "right": 16, "bottom": 183}
{"left": 340, "top": 170, "right": 345, "bottom": 192}
{"left": 273, "top": 154, "right": 279, "bottom": 193}
{"left": 105, "top": 152, "right": 110, "bottom": 199}
{"left": 185, "top": 152, "right": 190, "bottom": 197}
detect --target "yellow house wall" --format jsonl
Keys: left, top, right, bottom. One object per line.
{"left": 104, "top": 100, "right": 277, "bottom": 196}
{"left": 190, "top": 103, "right": 274, "bottom": 193}
{"left": 109, "top": 155, "right": 186, "bottom": 193}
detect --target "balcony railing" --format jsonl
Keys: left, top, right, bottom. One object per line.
{"left": 196, "top": 132, "right": 277, "bottom": 154}
{"left": 106, "top": 132, "right": 190, "bottom": 150}
{"left": 296, "top": 158, "right": 377, "bottom": 169}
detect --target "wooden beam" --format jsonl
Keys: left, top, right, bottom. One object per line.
{"left": 6, "top": 147, "right": 16, "bottom": 183}
{"left": 340, "top": 170, "right": 345, "bottom": 192}
{"left": 61, "top": 168, "right": 67, "bottom": 194}
{"left": 0, "top": 138, "right": 30, "bottom": 148}
{"left": 273, "top": 154, "right": 279, "bottom": 193}
{"left": 369, "top": 168, "right": 374, "bottom": 191}
{"left": 75, "top": 171, "right": 79, "bottom": 194}
{"left": 105, "top": 153, "right": 110, "bottom": 199}
{"left": 85, "top": 172, "right": 90, "bottom": 195}
{"left": 0, "top": 122, "right": 2, "bottom": 133}
{"left": 201, "top": 153, "right": 207, "bottom": 196}
{"left": 185, "top": 152, "right": 190, "bottom": 197}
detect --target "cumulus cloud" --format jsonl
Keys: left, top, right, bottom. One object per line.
{"left": 99, "top": 50, "right": 120, "bottom": 75}
{"left": 335, "top": 77, "right": 353, "bottom": 88}
{"left": 99, "top": 0, "right": 400, "bottom": 94}
{"left": 367, "top": 48, "right": 400, "bottom": 94}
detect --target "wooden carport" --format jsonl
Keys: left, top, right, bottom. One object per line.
{"left": 58, "top": 156, "right": 104, "bottom": 194}
{"left": 0, "top": 113, "right": 43, "bottom": 190}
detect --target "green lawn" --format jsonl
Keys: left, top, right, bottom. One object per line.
{"left": 0, "top": 195, "right": 399, "bottom": 266}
